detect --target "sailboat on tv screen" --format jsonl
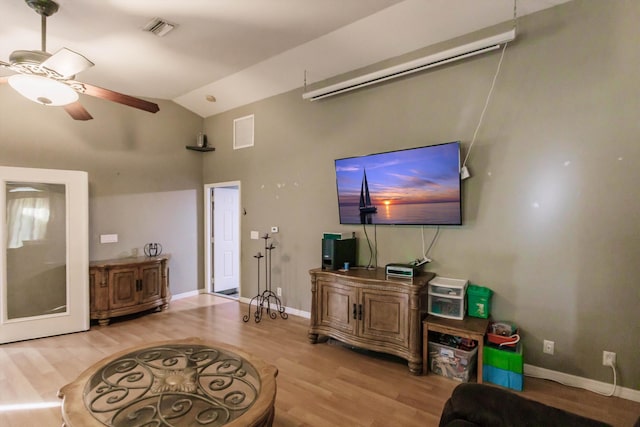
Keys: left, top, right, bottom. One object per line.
{"left": 359, "top": 169, "right": 377, "bottom": 214}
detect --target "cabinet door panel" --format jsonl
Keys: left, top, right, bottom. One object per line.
{"left": 360, "top": 289, "right": 409, "bottom": 346}
{"left": 318, "top": 280, "right": 357, "bottom": 335}
{"left": 109, "top": 268, "right": 138, "bottom": 309}
{"left": 139, "top": 264, "right": 161, "bottom": 303}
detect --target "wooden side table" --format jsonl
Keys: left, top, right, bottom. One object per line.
{"left": 423, "top": 315, "right": 490, "bottom": 383}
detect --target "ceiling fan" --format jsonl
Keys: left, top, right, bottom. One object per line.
{"left": 0, "top": 0, "right": 159, "bottom": 121}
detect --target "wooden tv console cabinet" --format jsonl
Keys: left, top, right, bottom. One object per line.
{"left": 308, "top": 267, "right": 434, "bottom": 375}
{"left": 89, "top": 255, "right": 171, "bottom": 326}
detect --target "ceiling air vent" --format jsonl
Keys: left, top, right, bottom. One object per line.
{"left": 143, "top": 17, "right": 176, "bottom": 37}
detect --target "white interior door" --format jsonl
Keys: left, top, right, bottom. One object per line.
{"left": 0, "top": 166, "right": 89, "bottom": 344}
{"left": 213, "top": 186, "right": 239, "bottom": 293}
{"left": 204, "top": 182, "right": 241, "bottom": 295}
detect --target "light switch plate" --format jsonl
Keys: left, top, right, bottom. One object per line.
{"left": 100, "top": 234, "right": 118, "bottom": 243}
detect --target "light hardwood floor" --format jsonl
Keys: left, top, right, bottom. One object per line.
{"left": 0, "top": 294, "right": 638, "bottom": 426}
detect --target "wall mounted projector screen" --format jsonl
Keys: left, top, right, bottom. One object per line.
{"left": 334, "top": 141, "right": 462, "bottom": 225}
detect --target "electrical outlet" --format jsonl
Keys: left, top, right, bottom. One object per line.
{"left": 543, "top": 340, "right": 555, "bottom": 355}
{"left": 602, "top": 351, "right": 616, "bottom": 366}
{"left": 276, "top": 287, "right": 282, "bottom": 297}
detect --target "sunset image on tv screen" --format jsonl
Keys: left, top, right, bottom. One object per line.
{"left": 334, "top": 142, "right": 461, "bottom": 225}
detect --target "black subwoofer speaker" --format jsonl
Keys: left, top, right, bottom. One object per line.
{"left": 321, "top": 238, "right": 356, "bottom": 270}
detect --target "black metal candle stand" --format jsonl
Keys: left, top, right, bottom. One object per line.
{"left": 243, "top": 234, "right": 288, "bottom": 323}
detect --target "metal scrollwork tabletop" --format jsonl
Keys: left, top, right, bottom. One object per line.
{"left": 59, "top": 338, "right": 278, "bottom": 427}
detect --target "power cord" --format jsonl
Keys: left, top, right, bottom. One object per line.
{"left": 373, "top": 224, "right": 378, "bottom": 268}
{"left": 461, "top": 0, "right": 517, "bottom": 178}
{"left": 460, "top": 40, "right": 509, "bottom": 179}
{"left": 361, "top": 223, "right": 377, "bottom": 269}
{"left": 415, "top": 226, "right": 440, "bottom": 264}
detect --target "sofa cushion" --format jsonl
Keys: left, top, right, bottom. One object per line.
{"left": 439, "top": 383, "right": 611, "bottom": 427}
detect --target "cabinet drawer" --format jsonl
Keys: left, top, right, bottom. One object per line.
{"left": 428, "top": 277, "right": 468, "bottom": 297}
{"left": 428, "top": 294, "right": 466, "bottom": 320}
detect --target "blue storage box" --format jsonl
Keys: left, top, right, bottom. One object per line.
{"left": 482, "top": 364, "right": 523, "bottom": 391}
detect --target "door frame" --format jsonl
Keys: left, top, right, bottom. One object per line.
{"left": 204, "top": 181, "right": 241, "bottom": 295}
{"left": 0, "top": 166, "right": 89, "bottom": 344}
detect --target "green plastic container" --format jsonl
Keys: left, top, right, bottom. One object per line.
{"left": 483, "top": 342, "right": 524, "bottom": 374}
{"left": 467, "top": 284, "right": 492, "bottom": 318}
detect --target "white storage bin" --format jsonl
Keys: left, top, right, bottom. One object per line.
{"left": 428, "top": 277, "right": 468, "bottom": 320}
{"left": 428, "top": 277, "right": 468, "bottom": 297}
{"left": 428, "top": 341, "right": 478, "bottom": 382}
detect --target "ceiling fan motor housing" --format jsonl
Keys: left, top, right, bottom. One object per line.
{"left": 8, "top": 50, "right": 66, "bottom": 79}
{"left": 26, "top": 0, "right": 59, "bottom": 17}
{"left": 9, "top": 50, "right": 51, "bottom": 65}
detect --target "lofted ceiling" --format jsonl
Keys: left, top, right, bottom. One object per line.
{"left": 0, "top": 0, "right": 571, "bottom": 118}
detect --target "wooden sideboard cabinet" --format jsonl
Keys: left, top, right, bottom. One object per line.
{"left": 89, "top": 255, "right": 171, "bottom": 326}
{"left": 308, "top": 267, "right": 434, "bottom": 375}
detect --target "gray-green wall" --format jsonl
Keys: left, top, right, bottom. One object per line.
{"left": 0, "top": 88, "right": 204, "bottom": 296}
{"left": 202, "top": 0, "right": 639, "bottom": 389}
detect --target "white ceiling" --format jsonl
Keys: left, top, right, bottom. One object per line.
{"left": 1, "top": 0, "right": 571, "bottom": 118}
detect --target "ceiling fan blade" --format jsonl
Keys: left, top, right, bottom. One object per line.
{"left": 64, "top": 101, "right": 93, "bottom": 121}
{"left": 41, "top": 48, "right": 94, "bottom": 78}
{"left": 73, "top": 81, "right": 160, "bottom": 114}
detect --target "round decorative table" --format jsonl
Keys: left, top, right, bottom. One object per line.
{"left": 58, "top": 338, "right": 278, "bottom": 427}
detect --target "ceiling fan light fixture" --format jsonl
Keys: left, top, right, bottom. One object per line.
{"left": 8, "top": 74, "right": 78, "bottom": 106}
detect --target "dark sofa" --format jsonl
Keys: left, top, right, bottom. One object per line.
{"left": 439, "top": 383, "right": 613, "bottom": 427}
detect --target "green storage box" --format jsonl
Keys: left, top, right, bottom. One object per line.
{"left": 467, "top": 284, "right": 492, "bottom": 318}
{"left": 483, "top": 343, "right": 523, "bottom": 374}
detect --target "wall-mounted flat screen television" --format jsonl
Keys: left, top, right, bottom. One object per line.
{"left": 334, "top": 141, "right": 462, "bottom": 225}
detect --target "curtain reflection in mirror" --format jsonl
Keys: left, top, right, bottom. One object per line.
{"left": 7, "top": 188, "right": 50, "bottom": 248}
{"left": 5, "top": 182, "right": 67, "bottom": 319}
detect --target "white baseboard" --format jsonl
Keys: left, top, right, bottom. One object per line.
{"left": 524, "top": 364, "right": 640, "bottom": 402}
{"left": 172, "top": 290, "right": 201, "bottom": 300}
{"left": 283, "top": 306, "right": 311, "bottom": 319}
